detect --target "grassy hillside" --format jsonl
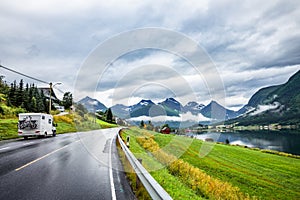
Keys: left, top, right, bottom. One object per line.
{"left": 232, "top": 70, "right": 300, "bottom": 126}
{"left": 121, "top": 128, "right": 300, "bottom": 200}
{"left": 0, "top": 113, "right": 117, "bottom": 140}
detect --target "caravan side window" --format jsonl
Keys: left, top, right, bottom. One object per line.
{"left": 48, "top": 119, "right": 52, "bottom": 124}
{"left": 42, "top": 116, "right": 45, "bottom": 120}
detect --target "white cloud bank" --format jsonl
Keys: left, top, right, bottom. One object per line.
{"left": 249, "top": 102, "right": 281, "bottom": 116}
{"left": 128, "top": 112, "right": 211, "bottom": 122}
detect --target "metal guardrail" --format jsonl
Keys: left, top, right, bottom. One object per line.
{"left": 117, "top": 132, "right": 173, "bottom": 200}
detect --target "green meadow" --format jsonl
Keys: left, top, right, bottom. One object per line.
{"left": 121, "top": 127, "right": 300, "bottom": 200}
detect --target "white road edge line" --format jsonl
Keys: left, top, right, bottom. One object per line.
{"left": 109, "top": 136, "right": 117, "bottom": 200}
{"left": 15, "top": 140, "right": 79, "bottom": 171}
{"left": 23, "top": 142, "right": 34, "bottom": 145}
{"left": 0, "top": 147, "right": 10, "bottom": 151}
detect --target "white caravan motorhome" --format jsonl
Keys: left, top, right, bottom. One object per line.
{"left": 18, "top": 113, "right": 57, "bottom": 139}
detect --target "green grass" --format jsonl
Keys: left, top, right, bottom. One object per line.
{"left": 0, "top": 119, "right": 18, "bottom": 140}
{"left": 120, "top": 127, "right": 300, "bottom": 199}
{"left": 55, "top": 117, "right": 118, "bottom": 133}
{"left": 120, "top": 128, "right": 204, "bottom": 200}
{"left": 56, "top": 121, "right": 77, "bottom": 134}
{"left": 97, "top": 119, "right": 118, "bottom": 129}
{"left": 154, "top": 133, "right": 300, "bottom": 200}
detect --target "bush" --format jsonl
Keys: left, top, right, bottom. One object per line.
{"left": 53, "top": 114, "right": 74, "bottom": 124}
{"left": 0, "top": 104, "right": 26, "bottom": 119}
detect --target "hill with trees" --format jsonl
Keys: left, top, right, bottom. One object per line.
{"left": 228, "top": 70, "right": 300, "bottom": 126}
{"left": 0, "top": 77, "right": 71, "bottom": 118}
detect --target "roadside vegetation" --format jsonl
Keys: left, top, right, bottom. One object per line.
{"left": 0, "top": 76, "right": 117, "bottom": 140}
{"left": 120, "top": 127, "right": 300, "bottom": 200}
{"left": 118, "top": 128, "right": 204, "bottom": 200}
{"left": 54, "top": 112, "right": 117, "bottom": 134}
{"left": 0, "top": 112, "right": 117, "bottom": 141}
{"left": 0, "top": 118, "right": 18, "bottom": 140}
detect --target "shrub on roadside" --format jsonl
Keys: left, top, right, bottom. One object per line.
{"left": 53, "top": 114, "right": 74, "bottom": 124}
{"left": 0, "top": 104, "right": 26, "bottom": 119}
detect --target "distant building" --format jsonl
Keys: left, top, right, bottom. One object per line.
{"left": 161, "top": 126, "right": 171, "bottom": 134}
{"left": 38, "top": 87, "right": 60, "bottom": 102}
{"left": 38, "top": 87, "right": 63, "bottom": 112}
{"left": 53, "top": 103, "right": 65, "bottom": 112}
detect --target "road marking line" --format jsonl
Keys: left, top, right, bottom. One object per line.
{"left": 0, "top": 147, "right": 10, "bottom": 151}
{"left": 109, "top": 136, "right": 116, "bottom": 200}
{"left": 23, "top": 142, "right": 33, "bottom": 145}
{"left": 15, "top": 140, "right": 79, "bottom": 171}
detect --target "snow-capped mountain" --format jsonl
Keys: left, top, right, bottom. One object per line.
{"left": 129, "top": 99, "right": 155, "bottom": 112}
{"left": 78, "top": 96, "right": 242, "bottom": 123}
{"left": 129, "top": 100, "right": 155, "bottom": 117}
{"left": 110, "top": 98, "right": 241, "bottom": 121}
{"left": 77, "top": 96, "right": 107, "bottom": 112}
{"left": 158, "top": 97, "right": 182, "bottom": 112}
{"left": 77, "top": 70, "right": 300, "bottom": 126}
{"left": 183, "top": 101, "right": 205, "bottom": 115}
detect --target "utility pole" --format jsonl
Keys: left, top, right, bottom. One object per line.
{"left": 49, "top": 82, "right": 52, "bottom": 114}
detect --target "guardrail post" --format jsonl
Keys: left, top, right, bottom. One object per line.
{"left": 126, "top": 136, "right": 130, "bottom": 148}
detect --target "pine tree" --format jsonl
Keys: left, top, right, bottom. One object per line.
{"left": 27, "top": 84, "right": 34, "bottom": 111}
{"left": 41, "top": 90, "right": 48, "bottom": 113}
{"left": 8, "top": 81, "right": 17, "bottom": 106}
{"left": 62, "top": 92, "right": 73, "bottom": 109}
{"left": 23, "top": 83, "right": 30, "bottom": 111}
{"left": 0, "top": 76, "right": 9, "bottom": 104}
{"left": 106, "top": 108, "right": 113, "bottom": 122}
{"left": 16, "top": 79, "right": 24, "bottom": 107}
{"left": 31, "top": 96, "right": 37, "bottom": 112}
{"left": 140, "top": 120, "right": 145, "bottom": 128}
{"left": 31, "top": 86, "right": 40, "bottom": 112}
{"left": 36, "top": 89, "right": 45, "bottom": 112}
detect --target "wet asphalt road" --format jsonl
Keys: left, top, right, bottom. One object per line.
{"left": 0, "top": 128, "right": 135, "bottom": 200}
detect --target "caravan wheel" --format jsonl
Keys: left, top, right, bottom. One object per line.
{"left": 53, "top": 130, "right": 56, "bottom": 137}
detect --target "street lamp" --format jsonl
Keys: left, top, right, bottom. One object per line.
{"left": 49, "top": 82, "right": 62, "bottom": 114}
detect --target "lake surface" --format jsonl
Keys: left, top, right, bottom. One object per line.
{"left": 192, "top": 130, "right": 300, "bottom": 155}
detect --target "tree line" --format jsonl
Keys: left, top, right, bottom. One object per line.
{"left": 0, "top": 77, "right": 73, "bottom": 114}
{"left": 8, "top": 79, "right": 48, "bottom": 113}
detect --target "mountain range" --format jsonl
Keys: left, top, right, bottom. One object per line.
{"left": 77, "top": 96, "right": 107, "bottom": 112}
{"left": 227, "top": 70, "right": 300, "bottom": 125}
{"left": 78, "top": 70, "right": 300, "bottom": 126}
{"left": 79, "top": 96, "right": 240, "bottom": 122}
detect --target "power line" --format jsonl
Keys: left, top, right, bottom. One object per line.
{"left": 0, "top": 64, "right": 65, "bottom": 94}
{"left": 0, "top": 64, "right": 49, "bottom": 85}
{"left": 55, "top": 87, "right": 65, "bottom": 94}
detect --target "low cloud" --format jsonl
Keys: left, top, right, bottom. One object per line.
{"left": 250, "top": 102, "right": 280, "bottom": 116}
{"left": 129, "top": 112, "right": 211, "bottom": 122}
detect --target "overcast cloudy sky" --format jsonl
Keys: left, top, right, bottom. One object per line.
{"left": 0, "top": 0, "right": 299, "bottom": 110}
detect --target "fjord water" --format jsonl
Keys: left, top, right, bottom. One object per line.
{"left": 193, "top": 130, "right": 300, "bottom": 155}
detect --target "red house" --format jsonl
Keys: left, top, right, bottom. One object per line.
{"left": 161, "top": 127, "right": 171, "bottom": 134}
